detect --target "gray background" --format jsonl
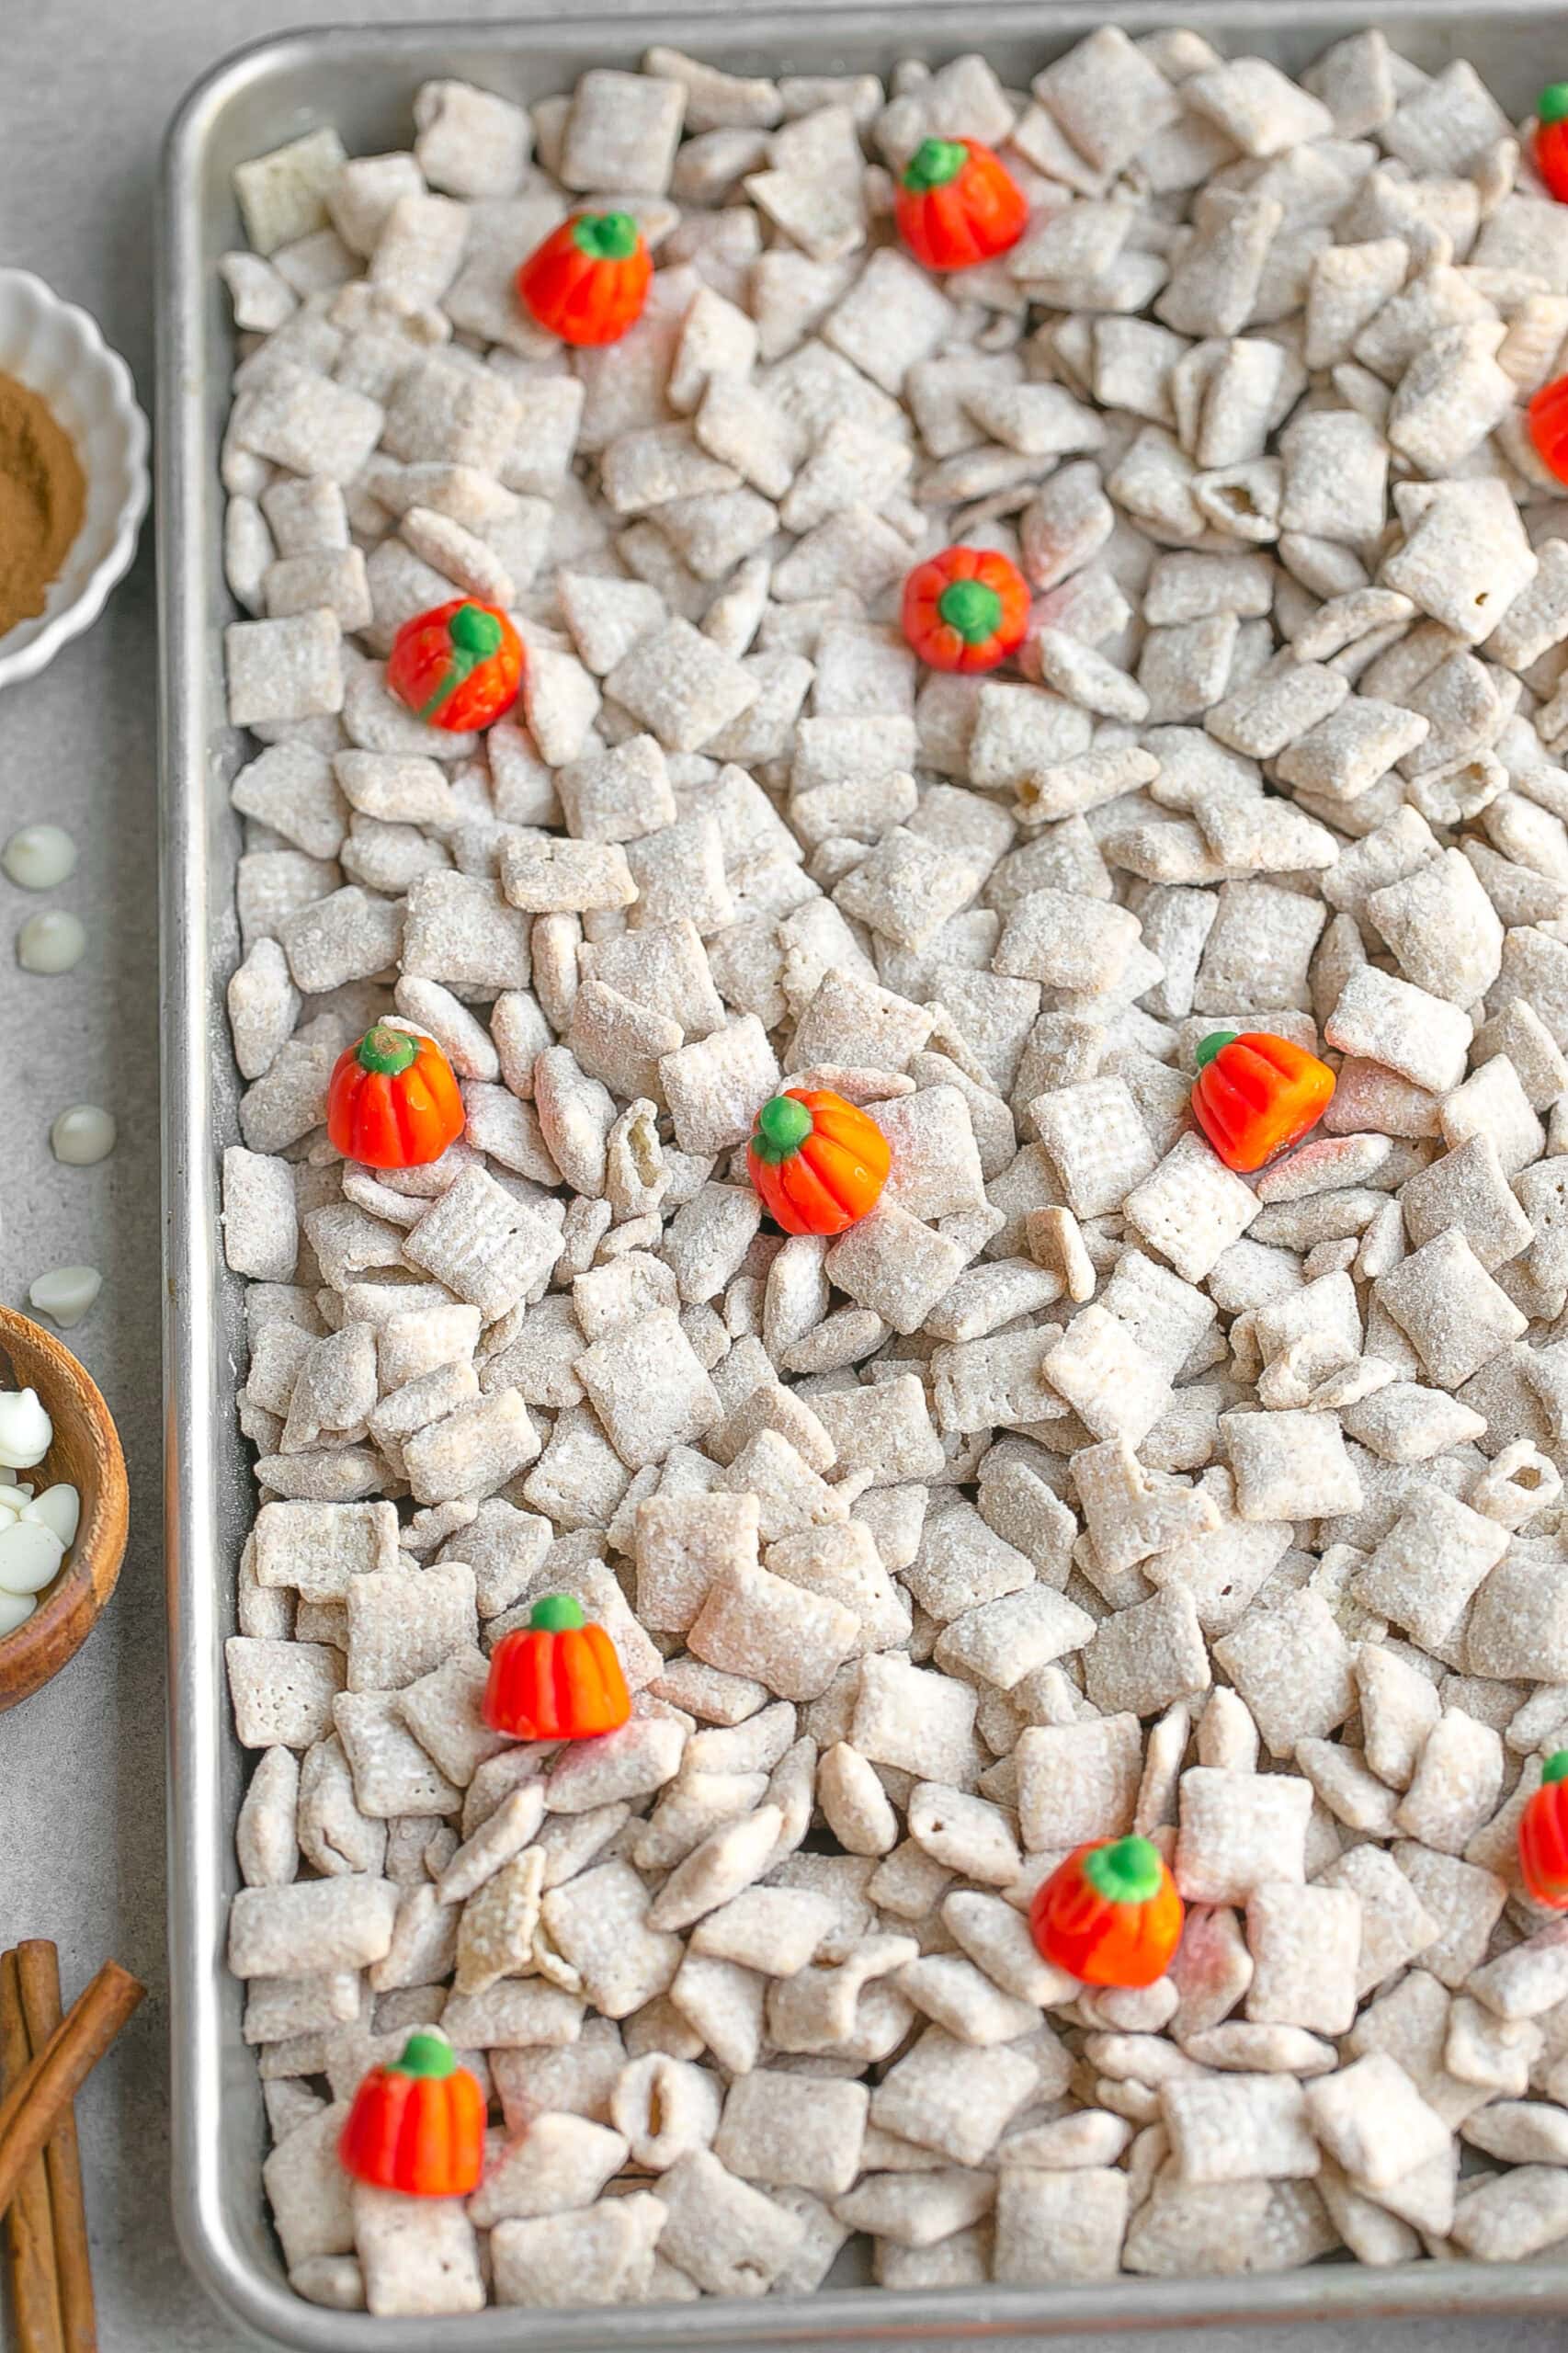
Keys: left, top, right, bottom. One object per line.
{"left": 0, "top": 0, "right": 1563, "bottom": 2345}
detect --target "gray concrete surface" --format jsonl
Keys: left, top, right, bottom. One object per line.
{"left": 1, "top": 0, "right": 1566, "bottom": 2345}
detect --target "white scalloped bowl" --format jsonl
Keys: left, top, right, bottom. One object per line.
{"left": 0, "top": 270, "right": 150, "bottom": 690}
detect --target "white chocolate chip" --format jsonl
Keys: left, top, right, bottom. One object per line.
{"left": 28, "top": 1267, "right": 103, "bottom": 1330}
{"left": 0, "top": 1388, "right": 52, "bottom": 1470}
{"left": 17, "top": 910, "right": 86, "bottom": 974}
{"left": 2, "top": 824, "right": 76, "bottom": 890}
{"left": 50, "top": 1106, "right": 117, "bottom": 1166}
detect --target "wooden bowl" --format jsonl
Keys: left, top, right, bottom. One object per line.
{"left": 0, "top": 1306, "right": 128, "bottom": 1711}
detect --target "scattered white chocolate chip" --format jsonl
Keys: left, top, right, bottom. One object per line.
{"left": 50, "top": 1105, "right": 116, "bottom": 1166}
{"left": 2, "top": 824, "right": 76, "bottom": 891}
{"left": 0, "top": 1388, "right": 52, "bottom": 1469}
{"left": 28, "top": 1267, "right": 102, "bottom": 1330}
{"left": 17, "top": 910, "right": 86, "bottom": 974}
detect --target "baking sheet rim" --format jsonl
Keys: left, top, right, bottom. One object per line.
{"left": 160, "top": 6, "right": 1568, "bottom": 2343}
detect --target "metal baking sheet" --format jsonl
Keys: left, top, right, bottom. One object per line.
{"left": 159, "top": 6, "right": 1568, "bottom": 2344}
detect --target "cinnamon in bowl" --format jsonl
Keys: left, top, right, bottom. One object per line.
{"left": 0, "top": 373, "right": 85, "bottom": 639}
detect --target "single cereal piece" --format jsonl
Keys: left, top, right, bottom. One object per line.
{"left": 229, "top": 1878, "right": 398, "bottom": 1978}
{"left": 1374, "top": 1230, "right": 1528, "bottom": 1390}
{"left": 822, "top": 1205, "right": 967, "bottom": 1336}
{"left": 1123, "top": 1134, "right": 1261, "bottom": 1283}
{"left": 226, "top": 612, "right": 344, "bottom": 729}
{"left": 605, "top": 620, "right": 760, "bottom": 754}
{"left": 236, "top": 129, "right": 348, "bottom": 254}
{"left": 223, "top": 1148, "right": 300, "bottom": 1283}
{"left": 714, "top": 2069, "right": 869, "bottom": 2196}
{"left": 1352, "top": 1490, "right": 1509, "bottom": 1649}
{"left": 1221, "top": 1409, "right": 1363, "bottom": 1521}
{"left": 264, "top": 2102, "right": 355, "bottom": 2268}
{"left": 651, "top": 2148, "right": 806, "bottom": 2297}
{"left": 1016, "top": 1714, "right": 1142, "bottom": 1852}
{"left": 851, "top": 1653, "right": 979, "bottom": 1787}
{"left": 689, "top": 1563, "right": 858, "bottom": 1701}
{"left": 1175, "top": 1768, "right": 1312, "bottom": 1904}
{"left": 1305, "top": 2052, "right": 1451, "bottom": 2190}
{"left": 237, "top": 1746, "right": 302, "bottom": 1888}
{"left": 869, "top": 2028, "right": 1040, "bottom": 2168}
{"left": 1161, "top": 2073, "right": 1320, "bottom": 2186}
{"left": 575, "top": 1309, "right": 722, "bottom": 1469}
{"left": 1245, "top": 1885, "right": 1362, "bottom": 2037}
{"left": 1031, "top": 1076, "right": 1158, "bottom": 1220}
{"left": 226, "top": 1639, "right": 345, "bottom": 1750}
{"left": 994, "top": 2167, "right": 1130, "bottom": 2284}
{"left": 1043, "top": 1306, "right": 1173, "bottom": 1449}
{"left": 352, "top": 2182, "right": 484, "bottom": 2318}
{"left": 1212, "top": 1590, "right": 1355, "bottom": 1755}
{"left": 490, "top": 2196, "right": 667, "bottom": 2308}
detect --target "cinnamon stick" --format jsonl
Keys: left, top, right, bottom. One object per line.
{"left": 16, "top": 1944, "right": 96, "bottom": 2353}
{"left": 0, "top": 1950, "right": 63, "bottom": 2353}
{"left": 0, "top": 1961, "right": 142, "bottom": 2220}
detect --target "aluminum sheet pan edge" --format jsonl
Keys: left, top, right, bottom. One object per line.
{"left": 160, "top": 6, "right": 1568, "bottom": 2343}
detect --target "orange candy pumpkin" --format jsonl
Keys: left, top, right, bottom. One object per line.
{"left": 338, "top": 2029, "right": 486, "bottom": 2197}
{"left": 517, "top": 210, "right": 653, "bottom": 347}
{"left": 326, "top": 1023, "right": 466, "bottom": 1170}
{"left": 745, "top": 1089, "right": 890, "bottom": 1237}
{"left": 483, "top": 1594, "right": 631, "bottom": 1742}
{"left": 894, "top": 136, "right": 1028, "bottom": 272}
{"left": 1530, "top": 372, "right": 1568, "bottom": 485}
{"left": 385, "top": 597, "right": 524, "bottom": 732}
{"left": 1029, "top": 1835, "right": 1185, "bottom": 1989}
{"left": 1520, "top": 1751, "right": 1568, "bottom": 1908}
{"left": 1189, "top": 1029, "right": 1336, "bottom": 1174}
{"left": 1537, "top": 85, "right": 1568, "bottom": 203}
{"left": 901, "top": 544, "right": 1030, "bottom": 675}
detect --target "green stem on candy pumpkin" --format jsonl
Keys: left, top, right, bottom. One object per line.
{"left": 572, "top": 210, "right": 641, "bottom": 259}
{"left": 751, "top": 1094, "right": 813, "bottom": 1163}
{"left": 530, "top": 1593, "right": 586, "bottom": 1631}
{"left": 392, "top": 2029, "right": 457, "bottom": 2079}
{"left": 902, "top": 136, "right": 968, "bottom": 191}
{"left": 936, "top": 577, "right": 1003, "bottom": 645}
{"left": 1082, "top": 1835, "right": 1164, "bottom": 1906}
{"left": 355, "top": 1024, "right": 418, "bottom": 1076}
{"left": 417, "top": 602, "right": 505, "bottom": 720}
{"left": 1193, "top": 1030, "right": 1238, "bottom": 1069}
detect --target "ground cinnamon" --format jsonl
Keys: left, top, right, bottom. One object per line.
{"left": 0, "top": 374, "right": 85, "bottom": 638}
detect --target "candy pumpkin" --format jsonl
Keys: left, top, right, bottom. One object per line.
{"left": 386, "top": 597, "right": 523, "bottom": 732}
{"left": 517, "top": 211, "right": 653, "bottom": 347}
{"left": 1538, "top": 85, "right": 1568, "bottom": 203}
{"left": 1530, "top": 372, "right": 1568, "bottom": 485}
{"left": 745, "top": 1090, "right": 890, "bottom": 1237}
{"left": 1029, "top": 1835, "right": 1185, "bottom": 1989}
{"left": 338, "top": 2029, "right": 486, "bottom": 2197}
{"left": 1520, "top": 1751, "right": 1568, "bottom": 1907}
{"left": 1189, "top": 1029, "right": 1336, "bottom": 1174}
{"left": 894, "top": 136, "right": 1028, "bottom": 272}
{"left": 902, "top": 544, "right": 1030, "bottom": 675}
{"left": 483, "top": 1594, "right": 631, "bottom": 1741}
{"left": 326, "top": 1023, "right": 466, "bottom": 1170}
